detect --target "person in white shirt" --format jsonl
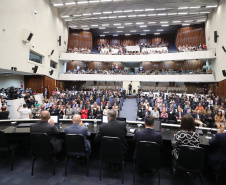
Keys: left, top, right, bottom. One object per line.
{"left": 151, "top": 107, "right": 159, "bottom": 118}
{"left": 17, "top": 104, "right": 32, "bottom": 119}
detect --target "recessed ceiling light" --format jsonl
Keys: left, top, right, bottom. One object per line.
{"left": 161, "top": 25, "right": 169, "bottom": 27}
{"left": 83, "top": 13, "right": 91, "bottom": 16}
{"left": 90, "top": 17, "right": 98, "bottom": 19}
{"left": 156, "top": 8, "right": 166, "bottom": 10}
{"left": 100, "top": 35, "right": 105, "bottom": 37}
{"left": 113, "top": 34, "right": 118, "bottom": 36}
{"left": 140, "top": 33, "right": 146, "bottom": 35}
{"left": 168, "top": 13, "right": 177, "bottom": 15}
{"left": 65, "top": 2, "right": 76, "bottom": 5}
{"left": 182, "top": 24, "right": 190, "bottom": 26}
{"left": 83, "top": 28, "right": 90, "bottom": 30}
{"left": 206, "top": 5, "right": 217, "bottom": 8}
{"left": 117, "top": 26, "right": 124, "bottom": 28}
{"left": 73, "top": 14, "right": 82, "bottom": 17}
{"left": 130, "top": 30, "right": 137, "bottom": 32}
{"left": 197, "top": 19, "right": 206, "bottom": 22}
{"left": 189, "top": 12, "right": 199, "bottom": 14}
{"left": 109, "top": 16, "right": 117, "bottom": 18}
{"left": 99, "top": 27, "right": 106, "bottom": 29}
{"left": 185, "top": 20, "right": 193, "bottom": 22}
{"left": 103, "top": 32, "right": 109, "bottom": 33}
{"left": 157, "top": 29, "right": 163, "bottom": 31}
{"left": 148, "top": 22, "right": 156, "bottom": 24}
{"left": 103, "top": 11, "right": 112, "bottom": 14}
{"left": 158, "top": 13, "right": 167, "bottom": 16}
{"left": 81, "top": 25, "right": 88, "bottom": 27}
{"left": 178, "top": 7, "right": 189, "bottom": 9}
{"left": 91, "top": 25, "right": 98, "bottom": 26}
{"left": 138, "top": 14, "right": 146, "bottom": 17}
{"left": 77, "top": 1, "right": 88, "bottom": 4}
{"left": 102, "top": 24, "right": 109, "bottom": 26}
{"left": 118, "top": 15, "right": 127, "bottom": 18}
{"left": 125, "top": 23, "right": 132, "bottom": 25}
{"left": 124, "top": 10, "right": 133, "bottom": 12}
{"left": 160, "top": 21, "right": 168, "bottom": 23}
{"left": 145, "top": 8, "right": 155, "bottom": 11}
{"left": 125, "top": 34, "right": 131, "bottom": 36}
{"left": 53, "top": 3, "right": 64, "bottom": 6}
{"left": 117, "top": 31, "right": 123, "bottom": 32}
{"left": 148, "top": 14, "right": 156, "bottom": 16}
{"left": 134, "top": 9, "right": 144, "bottom": 12}
{"left": 173, "top": 20, "right": 181, "bottom": 23}
{"left": 136, "top": 22, "right": 144, "bottom": 24}
{"left": 154, "top": 33, "right": 160, "bottom": 35}
{"left": 89, "top": 0, "right": 100, "bottom": 3}
{"left": 99, "top": 17, "right": 108, "bottom": 19}
{"left": 140, "top": 25, "right": 147, "bottom": 27}
{"left": 101, "top": 0, "right": 112, "bottom": 2}
{"left": 200, "top": 12, "right": 210, "bottom": 14}
{"left": 70, "top": 25, "right": 77, "bottom": 28}
{"left": 143, "top": 30, "right": 150, "bottom": 32}
{"left": 113, "top": 10, "right": 123, "bottom": 13}
{"left": 114, "top": 23, "right": 121, "bottom": 25}
{"left": 128, "top": 15, "right": 137, "bottom": 17}
{"left": 61, "top": 15, "right": 70, "bottom": 18}
{"left": 93, "top": 12, "right": 102, "bottom": 15}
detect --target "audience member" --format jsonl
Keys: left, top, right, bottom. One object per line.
{"left": 17, "top": 104, "right": 32, "bottom": 119}
{"left": 0, "top": 106, "right": 9, "bottom": 119}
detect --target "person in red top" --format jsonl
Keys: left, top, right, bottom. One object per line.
{"left": 81, "top": 105, "right": 88, "bottom": 119}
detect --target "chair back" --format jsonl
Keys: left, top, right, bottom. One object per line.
{"left": 177, "top": 145, "right": 205, "bottom": 171}
{"left": 0, "top": 130, "right": 9, "bottom": 149}
{"left": 100, "top": 136, "right": 122, "bottom": 163}
{"left": 135, "top": 141, "right": 160, "bottom": 168}
{"left": 65, "top": 134, "right": 86, "bottom": 155}
{"left": 30, "top": 133, "right": 53, "bottom": 155}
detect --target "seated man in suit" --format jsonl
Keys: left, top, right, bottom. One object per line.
{"left": 0, "top": 106, "right": 9, "bottom": 119}
{"left": 95, "top": 109, "right": 127, "bottom": 156}
{"left": 193, "top": 110, "right": 204, "bottom": 124}
{"left": 142, "top": 107, "right": 151, "bottom": 121}
{"left": 175, "top": 108, "right": 184, "bottom": 121}
{"left": 30, "top": 111, "right": 62, "bottom": 153}
{"left": 65, "top": 114, "right": 91, "bottom": 155}
{"left": 88, "top": 105, "right": 96, "bottom": 119}
{"left": 134, "top": 115, "right": 162, "bottom": 158}
{"left": 204, "top": 110, "right": 215, "bottom": 127}
{"left": 208, "top": 127, "right": 226, "bottom": 171}
{"left": 49, "top": 104, "right": 59, "bottom": 116}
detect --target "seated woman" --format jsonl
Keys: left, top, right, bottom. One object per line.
{"left": 81, "top": 105, "right": 88, "bottom": 119}
{"left": 172, "top": 114, "right": 200, "bottom": 159}
{"left": 215, "top": 111, "right": 225, "bottom": 129}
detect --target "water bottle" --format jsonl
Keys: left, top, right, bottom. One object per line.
{"left": 94, "top": 118, "right": 97, "bottom": 127}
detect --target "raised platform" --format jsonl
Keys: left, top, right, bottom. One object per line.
{"left": 126, "top": 95, "right": 136, "bottom": 99}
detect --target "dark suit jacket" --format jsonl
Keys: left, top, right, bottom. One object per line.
{"left": 193, "top": 113, "right": 204, "bottom": 121}
{"left": 30, "top": 121, "right": 62, "bottom": 153}
{"left": 175, "top": 112, "right": 184, "bottom": 119}
{"left": 43, "top": 90, "right": 49, "bottom": 98}
{"left": 95, "top": 119, "right": 127, "bottom": 155}
{"left": 65, "top": 124, "right": 91, "bottom": 155}
{"left": 134, "top": 128, "right": 162, "bottom": 158}
{"left": 49, "top": 108, "right": 60, "bottom": 115}
{"left": 209, "top": 133, "right": 226, "bottom": 171}
{"left": 0, "top": 111, "right": 9, "bottom": 119}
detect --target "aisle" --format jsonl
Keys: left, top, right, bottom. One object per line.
{"left": 119, "top": 98, "right": 137, "bottom": 121}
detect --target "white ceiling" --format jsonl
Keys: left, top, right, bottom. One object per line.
{"left": 50, "top": 0, "right": 219, "bottom": 36}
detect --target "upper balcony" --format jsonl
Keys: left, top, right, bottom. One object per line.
{"left": 59, "top": 49, "right": 216, "bottom": 62}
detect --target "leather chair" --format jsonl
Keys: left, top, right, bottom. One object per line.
{"left": 133, "top": 141, "right": 160, "bottom": 185}
{"left": 30, "top": 133, "right": 57, "bottom": 176}
{"left": 99, "top": 136, "right": 125, "bottom": 184}
{"left": 65, "top": 134, "right": 90, "bottom": 176}
{"left": 0, "top": 130, "right": 18, "bottom": 171}
{"left": 172, "top": 145, "right": 205, "bottom": 185}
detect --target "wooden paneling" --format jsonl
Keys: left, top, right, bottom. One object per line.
{"left": 43, "top": 76, "right": 57, "bottom": 97}
{"left": 67, "top": 61, "right": 124, "bottom": 71}
{"left": 218, "top": 80, "right": 226, "bottom": 100}
{"left": 24, "top": 75, "right": 44, "bottom": 93}
{"left": 93, "top": 33, "right": 176, "bottom": 47}
{"left": 142, "top": 60, "right": 205, "bottom": 71}
{"left": 175, "top": 24, "right": 206, "bottom": 48}
{"left": 68, "top": 29, "right": 92, "bottom": 50}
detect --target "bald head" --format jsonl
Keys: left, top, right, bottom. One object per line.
{"left": 72, "top": 114, "right": 81, "bottom": 124}
{"left": 40, "top": 111, "right": 50, "bottom": 121}
{"left": 108, "top": 109, "right": 116, "bottom": 120}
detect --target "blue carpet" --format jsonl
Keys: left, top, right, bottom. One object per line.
{"left": 119, "top": 98, "right": 137, "bottom": 121}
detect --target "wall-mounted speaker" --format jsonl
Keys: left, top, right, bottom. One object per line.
{"left": 32, "top": 66, "right": 38, "bottom": 73}
{"left": 11, "top": 67, "right": 17, "bottom": 71}
{"left": 222, "top": 46, "right": 226, "bottom": 52}
{"left": 214, "top": 31, "right": 219, "bottom": 43}
{"left": 49, "top": 70, "right": 54, "bottom": 75}
{"left": 58, "top": 36, "right": 61, "bottom": 46}
{"left": 222, "top": 70, "right": 226, "bottom": 77}
{"left": 22, "top": 29, "right": 33, "bottom": 43}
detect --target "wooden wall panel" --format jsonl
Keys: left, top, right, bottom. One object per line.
{"left": 93, "top": 33, "right": 176, "bottom": 48}
{"left": 43, "top": 76, "right": 56, "bottom": 97}
{"left": 175, "top": 24, "right": 206, "bottom": 48}
{"left": 24, "top": 75, "right": 44, "bottom": 93}
{"left": 68, "top": 29, "right": 92, "bottom": 50}
{"left": 218, "top": 80, "right": 226, "bottom": 100}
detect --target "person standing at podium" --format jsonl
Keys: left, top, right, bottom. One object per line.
{"left": 128, "top": 82, "right": 132, "bottom": 95}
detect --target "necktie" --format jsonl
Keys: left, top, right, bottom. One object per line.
{"left": 179, "top": 112, "right": 181, "bottom": 120}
